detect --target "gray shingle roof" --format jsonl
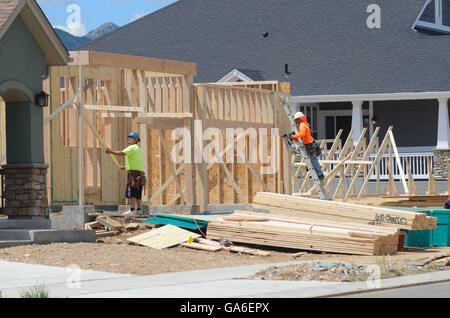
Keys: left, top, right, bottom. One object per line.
{"left": 0, "top": 0, "right": 19, "bottom": 33}
{"left": 82, "top": 0, "right": 450, "bottom": 96}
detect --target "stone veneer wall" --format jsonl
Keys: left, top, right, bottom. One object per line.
{"left": 1, "top": 164, "right": 48, "bottom": 218}
{"left": 433, "top": 149, "right": 450, "bottom": 181}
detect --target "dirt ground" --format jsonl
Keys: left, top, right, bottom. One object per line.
{"left": 0, "top": 216, "right": 449, "bottom": 280}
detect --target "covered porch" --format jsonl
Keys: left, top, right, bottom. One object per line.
{"left": 290, "top": 91, "right": 450, "bottom": 182}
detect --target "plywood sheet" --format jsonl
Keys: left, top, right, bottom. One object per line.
{"left": 127, "top": 224, "right": 200, "bottom": 249}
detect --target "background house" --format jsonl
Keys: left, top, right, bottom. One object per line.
{"left": 81, "top": 0, "right": 450, "bottom": 182}
{"left": 81, "top": 0, "right": 449, "bottom": 146}
{"left": 0, "top": 0, "right": 68, "bottom": 218}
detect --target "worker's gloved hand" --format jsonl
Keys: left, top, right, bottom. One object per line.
{"left": 285, "top": 132, "right": 295, "bottom": 140}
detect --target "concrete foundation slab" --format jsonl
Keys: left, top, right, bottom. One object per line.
{"left": 0, "top": 206, "right": 97, "bottom": 248}
{"left": 31, "top": 229, "right": 96, "bottom": 244}
{"left": 50, "top": 206, "right": 95, "bottom": 230}
{"left": 0, "top": 219, "right": 51, "bottom": 230}
{"left": 0, "top": 240, "right": 34, "bottom": 248}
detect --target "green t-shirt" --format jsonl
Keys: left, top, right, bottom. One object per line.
{"left": 122, "top": 144, "right": 143, "bottom": 171}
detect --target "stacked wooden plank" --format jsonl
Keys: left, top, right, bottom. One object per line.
{"left": 253, "top": 193, "right": 437, "bottom": 230}
{"left": 206, "top": 211, "right": 400, "bottom": 256}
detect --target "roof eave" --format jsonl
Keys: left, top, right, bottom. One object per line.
{"left": 22, "top": 0, "right": 69, "bottom": 66}
{"left": 291, "top": 91, "right": 450, "bottom": 103}
{"left": 0, "top": 0, "right": 26, "bottom": 40}
{"left": 0, "top": 0, "right": 69, "bottom": 66}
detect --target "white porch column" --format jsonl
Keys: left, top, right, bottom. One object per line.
{"left": 437, "top": 98, "right": 450, "bottom": 149}
{"left": 369, "top": 100, "right": 374, "bottom": 138}
{"left": 351, "top": 100, "right": 364, "bottom": 144}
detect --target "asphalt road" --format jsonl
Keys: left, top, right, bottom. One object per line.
{"left": 338, "top": 281, "right": 450, "bottom": 298}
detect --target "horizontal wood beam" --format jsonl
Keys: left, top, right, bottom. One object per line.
{"left": 84, "top": 105, "right": 143, "bottom": 112}
{"left": 69, "top": 51, "right": 197, "bottom": 76}
{"left": 204, "top": 119, "right": 274, "bottom": 130}
{"left": 294, "top": 160, "right": 373, "bottom": 166}
{"left": 195, "top": 83, "right": 273, "bottom": 94}
{"left": 138, "top": 113, "right": 193, "bottom": 118}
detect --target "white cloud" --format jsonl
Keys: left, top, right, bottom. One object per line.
{"left": 131, "top": 12, "right": 147, "bottom": 22}
{"left": 54, "top": 24, "right": 87, "bottom": 37}
{"left": 54, "top": 3, "right": 87, "bottom": 37}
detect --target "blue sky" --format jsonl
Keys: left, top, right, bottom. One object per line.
{"left": 37, "top": 0, "right": 179, "bottom": 36}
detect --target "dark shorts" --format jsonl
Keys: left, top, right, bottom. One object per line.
{"left": 126, "top": 184, "right": 143, "bottom": 200}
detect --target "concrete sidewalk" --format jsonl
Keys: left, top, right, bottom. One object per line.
{"left": 1, "top": 260, "right": 449, "bottom": 298}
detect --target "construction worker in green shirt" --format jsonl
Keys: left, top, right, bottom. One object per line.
{"left": 106, "top": 132, "right": 146, "bottom": 217}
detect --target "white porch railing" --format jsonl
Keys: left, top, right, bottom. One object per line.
{"left": 371, "top": 152, "right": 433, "bottom": 181}
{"left": 319, "top": 152, "right": 433, "bottom": 181}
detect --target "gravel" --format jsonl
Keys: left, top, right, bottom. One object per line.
{"left": 0, "top": 217, "right": 448, "bottom": 280}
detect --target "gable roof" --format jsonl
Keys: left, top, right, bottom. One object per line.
{"left": 82, "top": 0, "right": 450, "bottom": 96}
{"left": 0, "top": 0, "right": 21, "bottom": 32}
{"left": 0, "top": 0, "right": 68, "bottom": 66}
{"left": 413, "top": 0, "right": 450, "bottom": 34}
{"left": 218, "top": 68, "right": 267, "bottom": 82}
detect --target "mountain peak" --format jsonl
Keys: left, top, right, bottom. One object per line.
{"left": 85, "top": 22, "right": 120, "bottom": 40}
{"left": 55, "top": 22, "right": 120, "bottom": 51}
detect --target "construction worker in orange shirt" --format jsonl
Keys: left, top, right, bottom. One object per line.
{"left": 290, "top": 112, "right": 325, "bottom": 180}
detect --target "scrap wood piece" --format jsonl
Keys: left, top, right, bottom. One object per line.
{"left": 291, "top": 251, "right": 307, "bottom": 258}
{"left": 96, "top": 230, "right": 116, "bottom": 238}
{"left": 180, "top": 242, "right": 222, "bottom": 252}
{"left": 195, "top": 237, "right": 222, "bottom": 248}
{"left": 85, "top": 221, "right": 105, "bottom": 230}
{"left": 127, "top": 224, "right": 201, "bottom": 249}
{"left": 227, "top": 246, "right": 271, "bottom": 257}
{"left": 97, "top": 215, "right": 124, "bottom": 231}
{"left": 421, "top": 251, "right": 450, "bottom": 265}
{"left": 431, "top": 256, "right": 450, "bottom": 266}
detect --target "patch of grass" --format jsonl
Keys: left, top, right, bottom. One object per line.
{"left": 425, "top": 263, "right": 444, "bottom": 271}
{"left": 19, "top": 283, "right": 49, "bottom": 298}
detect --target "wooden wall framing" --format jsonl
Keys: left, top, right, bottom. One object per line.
{"left": 290, "top": 126, "right": 439, "bottom": 200}
{"left": 45, "top": 51, "right": 292, "bottom": 209}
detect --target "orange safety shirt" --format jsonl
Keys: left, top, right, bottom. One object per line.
{"left": 293, "top": 122, "right": 314, "bottom": 145}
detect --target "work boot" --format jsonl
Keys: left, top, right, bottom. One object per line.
{"left": 318, "top": 174, "right": 325, "bottom": 181}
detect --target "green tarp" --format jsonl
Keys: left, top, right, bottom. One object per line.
{"left": 143, "top": 214, "right": 210, "bottom": 230}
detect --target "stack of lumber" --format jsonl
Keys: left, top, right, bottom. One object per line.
{"left": 206, "top": 211, "right": 401, "bottom": 256}
{"left": 253, "top": 192, "right": 437, "bottom": 230}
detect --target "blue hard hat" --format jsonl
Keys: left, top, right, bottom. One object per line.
{"left": 128, "top": 132, "right": 140, "bottom": 141}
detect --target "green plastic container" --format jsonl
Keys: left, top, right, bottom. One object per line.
{"left": 402, "top": 209, "right": 449, "bottom": 248}
{"left": 404, "top": 228, "right": 432, "bottom": 248}
{"left": 429, "top": 210, "right": 450, "bottom": 247}
{"left": 384, "top": 207, "right": 432, "bottom": 248}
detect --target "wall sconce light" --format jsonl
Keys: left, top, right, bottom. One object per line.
{"left": 371, "top": 116, "right": 378, "bottom": 126}
{"left": 35, "top": 91, "right": 49, "bottom": 107}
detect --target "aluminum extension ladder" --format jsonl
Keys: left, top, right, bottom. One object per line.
{"left": 280, "top": 96, "right": 328, "bottom": 199}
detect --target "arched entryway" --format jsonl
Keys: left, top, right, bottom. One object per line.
{"left": 0, "top": 0, "right": 67, "bottom": 220}
{"left": 0, "top": 81, "right": 45, "bottom": 164}
{"left": 0, "top": 84, "right": 48, "bottom": 219}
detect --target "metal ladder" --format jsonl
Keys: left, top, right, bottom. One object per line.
{"left": 280, "top": 96, "right": 328, "bottom": 199}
